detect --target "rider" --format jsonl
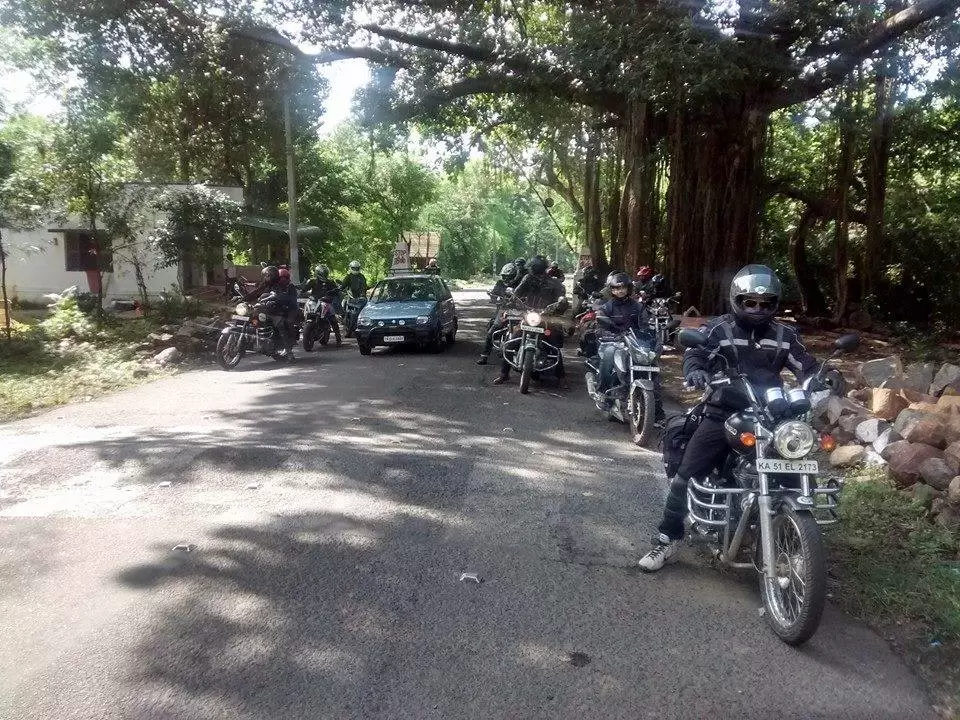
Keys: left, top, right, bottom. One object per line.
{"left": 245, "top": 265, "right": 297, "bottom": 358}
{"left": 634, "top": 265, "right": 671, "bottom": 299}
{"left": 513, "top": 257, "right": 528, "bottom": 282}
{"left": 573, "top": 264, "right": 603, "bottom": 313}
{"left": 477, "top": 262, "right": 521, "bottom": 365}
{"left": 301, "top": 264, "right": 343, "bottom": 346}
{"left": 493, "top": 256, "right": 569, "bottom": 385}
{"left": 593, "top": 271, "right": 653, "bottom": 407}
{"left": 637, "top": 264, "right": 818, "bottom": 572}
{"left": 425, "top": 258, "right": 441, "bottom": 275}
{"left": 546, "top": 261, "right": 565, "bottom": 283}
{"left": 341, "top": 260, "right": 369, "bottom": 299}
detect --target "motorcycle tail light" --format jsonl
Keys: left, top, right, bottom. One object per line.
{"left": 740, "top": 432, "right": 757, "bottom": 448}
{"left": 820, "top": 434, "right": 837, "bottom": 452}
{"left": 544, "top": 328, "right": 551, "bottom": 337}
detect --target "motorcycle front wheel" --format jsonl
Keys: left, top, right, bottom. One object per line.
{"left": 216, "top": 333, "right": 244, "bottom": 370}
{"left": 760, "top": 505, "right": 827, "bottom": 646}
{"left": 319, "top": 323, "right": 331, "bottom": 346}
{"left": 302, "top": 322, "right": 315, "bottom": 352}
{"left": 629, "top": 388, "right": 657, "bottom": 447}
{"left": 519, "top": 348, "right": 534, "bottom": 394}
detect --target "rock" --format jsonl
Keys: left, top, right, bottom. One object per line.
{"left": 898, "top": 388, "right": 939, "bottom": 405}
{"left": 930, "top": 364, "right": 960, "bottom": 397}
{"left": 900, "top": 362, "right": 939, "bottom": 395}
{"left": 858, "top": 355, "right": 903, "bottom": 388}
{"left": 848, "top": 308, "right": 873, "bottom": 330}
{"left": 937, "top": 395, "right": 960, "bottom": 414}
{"left": 855, "top": 418, "right": 889, "bottom": 444}
{"left": 887, "top": 442, "right": 944, "bottom": 487}
{"left": 868, "top": 388, "right": 909, "bottom": 421}
{"left": 873, "top": 427, "right": 903, "bottom": 455}
{"left": 863, "top": 449, "right": 887, "bottom": 467}
{"left": 920, "top": 457, "right": 956, "bottom": 491}
{"left": 907, "top": 401, "right": 940, "bottom": 415}
{"left": 912, "top": 482, "right": 939, "bottom": 509}
{"left": 849, "top": 387, "right": 872, "bottom": 403}
{"left": 945, "top": 442, "right": 960, "bottom": 475}
{"left": 948, "top": 476, "right": 960, "bottom": 505}
{"left": 154, "top": 347, "right": 182, "bottom": 366}
{"left": 173, "top": 335, "right": 203, "bottom": 354}
{"left": 147, "top": 332, "right": 175, "bottom": 347}
{"left": 945, "top": 417, "right": 960, "bottom": 446}
{"left": 893, "top": 409, "right": 928, "bottom": 436}
{"left": 159, "top": 324, "right": 179, "bottom": 334}
{"left": 932, "top": 497, "right": 947, "bottom": 516}
{"left": 838, "top": 413, "right": 871, "bottom": 435}
{"left": 830, "top": 445, "right": 866, "bottom": 467}
{"left": 934, "top": 506, "right": 960, "bottom": 533}
{"left": 881, "top": 439, "right": 912, "bottom": 462}
{"left": 902, "top": 416, "right": 948, "bottom": 449}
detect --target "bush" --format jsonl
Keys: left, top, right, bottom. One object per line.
{"left": 39, "top": 292, "right": 96, "bottom": 341}
{"left": 151, "top": 287, "right": 202, "bottom": 325}
{"left": 75, "top": 292, "right": 99, "bottom": 315}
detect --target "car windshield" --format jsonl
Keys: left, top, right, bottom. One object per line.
{"left": 370, "top": 278, "right": 438, "bottom": 303}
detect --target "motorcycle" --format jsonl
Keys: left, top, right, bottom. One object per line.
{"left": 500, "top": 297, "right": 565, "bottom": 395}
{"left": 216, "top": 295, "right": 298, "bottom": 369}
{"left": 585, "top": 320, "right": 669, "bottom": 447}
{"left": 643, "top": 291, "right": 682, "bottom": 349}
{"left": 674, "top": 328, "right": 860, "bottom": 645}
{"left": 301, "top": 294, "right": 338, "bottom": 351}
{"left": 343, "top": 296, "right": 367, "bottom": 338}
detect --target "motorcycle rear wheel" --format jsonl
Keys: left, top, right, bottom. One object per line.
{"left": 216, "top": 333, "right": 244, "bottom": 370}
{"left": 760, "top": 505, "right": 826, "bottom": 646}
{"left": 519, "top": 349, "right": 534, "bottom": 394}
{"left": 629, "top": 388, "right": 657, "bottom": 447}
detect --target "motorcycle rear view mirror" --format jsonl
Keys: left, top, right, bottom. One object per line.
{"left": 833, "top": 333, "right": 860, "bottom": 353}
{"left": 678, "top": 328, "right": 707, "bottom": 349}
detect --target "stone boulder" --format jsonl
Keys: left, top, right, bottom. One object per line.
{"left": 902, "top": 416, "right": 948, "bottom": 449}
{"left": 880, "top": 439, "right": 912, "bottom": 462}
{"left": 154, "top": 347, "right": 183, "bottom": 366}
{"left": 937, "top": 395, "right": 960, "bottom": 414}
{"left": 893, "top": 409, "right": 928, "bottom": 436}
{"left": 147, "top": 332, "right": 176, "bottom": 348}
{"left": 830, "top": 445, "right": 866, "bottom": 467}
{"left": 898, "top": 388, "right": 939, "bottom": 405}
{"left": 948, "top": 476, "right": 960, "bottom": 505}
{"left": 855, "top": 418, "right": 889, "bottom": 444}
{"left": 900, "top": 362, "right": 939, "bottom": 395}
{"left": 863, "top": 449, "right": 887, "bottom": 467}
{"left": 173, "top": 335, "right": 204, "bottom": 354}
{"left": 920, "top": 457, "right": 956, "bottom": 491}
{"left": 945, "top": 442, "right": 960, "bottom": 475}
{"left": 911, "top": 482, "right": 939, "bottom": 509}
{"left": 867, "top": 388, "right": 909, "bottom": 421}
{"left": 858, "top": 355, "right": 903, "bottom": 389}
{"left": 887, "top": 442, "right": 944, "bottom": 487}
{"left": 930, "top": 364, "right": 960, "bottom": 397}
{"left": 873, "top": 427, "right": 902, "bottom": 455}
{"left": 838, "top": 413, "right": 871, "bottom": 436}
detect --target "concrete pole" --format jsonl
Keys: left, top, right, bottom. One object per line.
{"left": 284, "top": 93, "right": 299, "bottom": 282}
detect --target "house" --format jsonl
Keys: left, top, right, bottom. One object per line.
{"left": 2, "top": 183, "right": 244, "bottom": 304}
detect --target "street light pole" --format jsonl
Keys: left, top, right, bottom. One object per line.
{"left": 283, "top": 93, "right": 299, "bottom": 282}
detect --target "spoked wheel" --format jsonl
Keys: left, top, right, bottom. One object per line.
{"left": 519, "top": 348, "right": 534, "bottom": 394}
{"left": 760, "top": 505, "right": 826, "bottom": 646}
{"left": 629, "top": 388, "right": 657, "bottom": 447}
{"left": 216, "top": 333, "right": 244, "bottom": 370}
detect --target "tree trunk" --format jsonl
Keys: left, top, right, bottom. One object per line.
{"left": 617, "top": 100, "right": 658, "bottom": 274}
{"left": 833, "top": 80, "right": 859, "bottom": 324}
{"left": 0, "top": 229, "right": 10, "bottom": 341}
{"left": 788, "top": 206, "right": 829, "bottom": 317}
{"left": 664, "top": 103, "right": 768, "bottom": 314}
{"left": 583, "top": 135, "right": 607, "bottom": 273}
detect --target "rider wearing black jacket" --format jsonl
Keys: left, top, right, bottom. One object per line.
{"left": 477, "top": 263, "right": 521, "bottom": 365}
{"left": 300, "top": 265, "right": 343, "bottom": 345}
{"left": 245, "top": 265, "right": 297, "bottom": 357}
{"left": 638, "top": 264, "right": 818, "bottom": 573}
{"left": 341, "top": 260, "right": 368, "bottom": 298}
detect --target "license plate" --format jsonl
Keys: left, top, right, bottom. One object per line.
{"left": 383, "top": 335, "right": 405, "bottom": 343}
{"left": 231, "top": 315, "right": 248, "bottom": 321}
{"left": 756, "top": 458, "right": 819, "bottom": 474}
{"left": 522, "top": 325, "right": 544, "bottom": 334}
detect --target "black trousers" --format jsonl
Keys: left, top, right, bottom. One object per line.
{"left": 657, "top": 417, "right": 730, "bottom": 540}
{"left": 482, "top": 315, "right": 503, "bottom": 356}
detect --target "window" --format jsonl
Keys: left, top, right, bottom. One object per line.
{"left": 64, "top": 231, "right": 113, "bottom": 272}
{"left": 370, "top": 278, "right": 437, "bottom": 303}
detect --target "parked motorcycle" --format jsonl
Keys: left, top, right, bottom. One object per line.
{"left": 585, "top": 320, "right": 667, "bottom": 446}
{"left": 216, "top": 297, "right": 296, "bottom": 369}
{"left": 643, "top": 291, "right": 682, "bottom": 348}
{"left": 500, "top": 297, "right": 565, "bottom": 394}
{"left": 343, "top": 296, "right": 367, "bottom": 338}
{"left": 673, "top": 328, "right": 860, "bottom": 645}
{"left": 301, "top": 295, "right": 337, "bottom": 351}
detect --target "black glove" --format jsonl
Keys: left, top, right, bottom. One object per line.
{"left": 685, "top": 369, "right": 711, "bottom": 391}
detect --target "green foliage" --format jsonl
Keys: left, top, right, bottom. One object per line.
{"left": 151, "top": 186, "right": 242, "bottom": 268}
{"left": 829, "top": 476, "right": 960, "bottom": 641}
{"left": 0, "top": 113, "right": 59, "bottom": 229}
{"left": 151, "top": 287, "right": 203, "bottom": 325}
{"left": 39, "top": 291, "right": 97, "bottom": 340}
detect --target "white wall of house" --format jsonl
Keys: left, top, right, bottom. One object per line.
{"left": 2, "top": 183, "right": 243, "bottom": 303}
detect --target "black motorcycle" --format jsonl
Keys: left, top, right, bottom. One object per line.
{"left": 216, "top": 294, "right": 298, "bottom": 369}
{"left": 343, "top": 296, "right": 367, "bottom": 338}
{"left": 301, "top": 295, "right": 337, "bottom": 351}
{"left": 670, "top": 328, "right": 860, "bottom": 645}
{"left": 641, "top": 291, "right": 682, "bottom": 349}
{"left": 500, "top": 297, "right": 565, "bottom": 394}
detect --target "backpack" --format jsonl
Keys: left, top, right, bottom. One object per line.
{"left": 661, "top": 411, "right": 701, "bottom": 478}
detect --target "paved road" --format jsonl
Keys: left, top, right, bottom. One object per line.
{"left": 0, "top": 292, "right": 933, "bottom": 719}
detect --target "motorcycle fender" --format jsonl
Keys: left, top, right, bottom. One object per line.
{"left": 220, "top": 327, "right": 232, "bottom": 335}
{"left": 776, "top": 493, "right": 816, "bottom": 515}
{"left": 631, "top": 378, "right": 656, "bottom": 392}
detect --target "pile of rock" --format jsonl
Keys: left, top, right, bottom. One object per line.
{"left": 817, "top": 356, "right": 960, "bottom": 533}
{"left": 142, "top": 316, "right": 225, "bottom": 366}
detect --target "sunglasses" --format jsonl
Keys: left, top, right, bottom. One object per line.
{"left": 611, "top": 285, "right": 629, "bottom": 292}
{"left": 741, "top": 298, "right": 775, "bottom": 310}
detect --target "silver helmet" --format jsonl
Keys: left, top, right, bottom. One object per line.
{"left": 729, "top": 264, "right": 781, "bottom": 326}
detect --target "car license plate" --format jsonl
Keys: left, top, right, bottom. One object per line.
{"left": 756, "top": 458, "right": 818, "bottom": 474}
{"left": 383, "top": 335, "right": 405, "bottom": 343}
{"left": 521, "top": 325, "right": 545, "bottom": 333}
{"left": 231, "top": 314, "right": 248, "bottom": 321}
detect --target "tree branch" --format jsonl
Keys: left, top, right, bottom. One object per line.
{"left": 769, "top": 182, "right": 869, "bottom": 225}
{"left": 769, "top": 0, "right": 960, "bottom": 109}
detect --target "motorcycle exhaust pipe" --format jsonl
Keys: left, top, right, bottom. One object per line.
{"left": 585, "top": 372, "right": 598, "bottom": 399}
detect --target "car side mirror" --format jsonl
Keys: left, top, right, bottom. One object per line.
{"left": 834, "top": 333, "right": 860, "bottom": 353}
{"left": 678, "top": 328, "right": 707, "bottom": 348}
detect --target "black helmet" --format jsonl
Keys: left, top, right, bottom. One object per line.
{"left": 528, "top": 256, "right": 548, "bottom": 276}
{"left": 514, "top": 257, "right": 527, "bottom": 268}
{"left": 315, "top": 264, "right": 329, "bottom": 279}
{"left": 499, "top": 262, "right": 519, "bottom": 283}
{"left": 606, "top": 271, "right": 632, "bottom": 296}
{"left": 730, "top": 264, "right": 781, "bottom": 327}
{"left": 261, "top": 265, "right": 279, "bottom": 283}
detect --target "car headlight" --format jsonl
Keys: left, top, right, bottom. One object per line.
{"left": 525, "top": 311, "right": 542, "bottom": 326}
{"left": 416, "top": 315, "right": 431, "bottom": 325}
{"left": 358, "top": 317, "right": 372, "bottom": 327}
{"left": 773, "top": 421, "right": 817, "bottom": 460}
{"left": 235, "top": 302, "right": 250, "bottom": 316}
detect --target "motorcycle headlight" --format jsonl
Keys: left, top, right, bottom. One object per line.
{"left": 235, "top": 302, "right": 250, "bottom": 316}
{"left": 525, "top": 311, "right": 542, "bottom": 326}
{"left": 258, "top": 312, "right": 268, "bottom": 322}
{"left": 773, "top": 421, "right": 817, "bottom": 460}
{"left": 416, "top": 315, "right": 431, "bottom": 325}
{"left": 358, "top": 317, "right": 372, "bottom": 327}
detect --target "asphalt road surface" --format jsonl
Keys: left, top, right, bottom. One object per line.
{"left": 0, "top": 291, "right": 934, "bottom": 720}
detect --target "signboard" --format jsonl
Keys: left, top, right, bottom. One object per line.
{"left": 391, "top": 240, "right": 410, "bottom": 270}
{"left": 403, "top": 231, "right": 441, "bottom": 260}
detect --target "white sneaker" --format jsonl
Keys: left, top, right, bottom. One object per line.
{"left": 638, "top": 534, "right": 681, "bottom": 572}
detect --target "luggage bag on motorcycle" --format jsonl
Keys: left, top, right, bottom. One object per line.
{"left": 661, "top": 412, "right": 700, "bottom": 478}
